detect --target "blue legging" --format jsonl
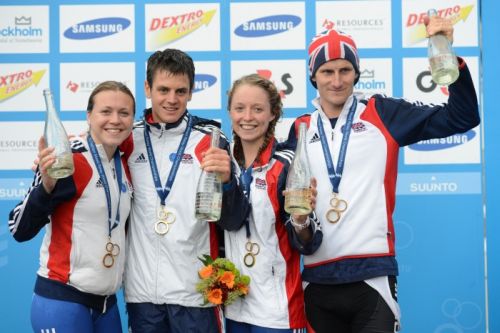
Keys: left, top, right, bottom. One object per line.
{"left": 31, "top": 293, "right": 122, "bottom": 333}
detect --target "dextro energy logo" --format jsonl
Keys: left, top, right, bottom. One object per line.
{"left": 193, "top": 74, "right": 217, "bottom": 93}
{"left": 63, "top": 17, "right": 131, "bottom": 40}
{"left": 234, "top": 15, "right": 301, "bottom": 37}
{"left": 405, "top": 4, "right": 474, "bottom": 45}
{"left": 0, "top": 69, "right": 46, "bottom": 102}
{"left": 409, "top": 130, "right": 476, "bottom": 151}
{"left": 148, "top": 9, "right": 216, "bottom": 49}
{"left": 0, "top": 16, "right": 42, "bottom": 38}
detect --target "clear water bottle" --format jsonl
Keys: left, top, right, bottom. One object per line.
{"left": 195, "top": 127, "right": 223, "bottom": 222}
{"left": 285, "top": 122, "right": 312, "bottom": 215}
{"left": 427, "top": 8, "right": 459, "bottom": 86}
{"left": 43, "top": 89, "right": 74, "bottom": 179}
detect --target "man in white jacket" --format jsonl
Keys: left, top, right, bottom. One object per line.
{"left": 121, "top": 48, "right": 249, "bottom": 333}
{"left": 285, "top": 16, "right": 479, "bottom": 333}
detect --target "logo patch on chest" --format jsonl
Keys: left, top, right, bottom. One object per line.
{"left": 255, "top": 178, "right": 267, "bottom": 190}
{"left": 169, "top": 153, "right": 194, "bottom": 164}
{"left": 134, "top": 153, "right": 148, "bottom": 164}
{"left": 351, "top": 122, "right": 367, "bottom": 133}
{"left": 309, "top": 132, "right": 320, "bottom": 143}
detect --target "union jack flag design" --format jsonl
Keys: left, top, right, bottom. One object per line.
{"left": 308, "top": 29, "right": 360, "bottom": 83}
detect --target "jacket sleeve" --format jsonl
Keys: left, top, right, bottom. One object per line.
{"left": 8, "top": 170, "right": 77, "bottom": 242}
{"left": 374, "top": 57, "right": 480, "bottom": 147}
{"left": 218, "top": 141, "right": 250, "bottom": 232}
{"left": 219, "top": 173, "right": 250, "bottom": 231}
{"left": 285, "top": 212, "right": 323, "bottom": 255}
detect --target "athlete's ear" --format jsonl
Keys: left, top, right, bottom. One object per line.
{"left": 144, "top": 80, "right": 151, "bottom": 99}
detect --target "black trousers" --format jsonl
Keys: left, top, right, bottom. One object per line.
{"left": 304, "top": 277, "right": 397, "bottom": 333}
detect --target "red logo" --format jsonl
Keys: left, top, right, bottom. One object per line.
{"left": 66, "top": 81, "right": 79, "bottom": 93}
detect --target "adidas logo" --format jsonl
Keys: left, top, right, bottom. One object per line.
{"left": 96, "top": 178, "right": 104, "bottom": 188}
{"left": 309, "top": 133, "right": 320, "bottom": 143}
{"left": 134, "top": 153, "right": 147, "bottom": 163}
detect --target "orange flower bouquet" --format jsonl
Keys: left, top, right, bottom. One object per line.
{"left": 196, "top": 254, "right": 250, "bottom": 306}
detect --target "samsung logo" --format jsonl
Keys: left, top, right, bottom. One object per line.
{"left": 408, "top": 131, "right": 475, "bottom": 151}
{"left": 193, "top": 74, "right": 217, "bottom": 93}
{"left": 64, "top": 17, "right": 130, "bottom": 40}
{"left": 234, "top": 15, "right": 301, "bottom": 37}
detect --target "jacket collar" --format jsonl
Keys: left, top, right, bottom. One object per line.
{"left": 143, "top": 108, "right": 188, "bottom": 130}
{"left": 143, "top": 108, "right": 190, "bottom": 136}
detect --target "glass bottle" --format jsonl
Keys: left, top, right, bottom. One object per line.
{"left": 195, "top": 127, "right": 223, "bottom": 222}
{"left": 285, "top": 122, "right": 312, "bottom": 215}
{"left": 427, "top": 8, "right": 459, "bottom": 86}
{"left": 43, "top": 89, "right": 74, "bottom": 179}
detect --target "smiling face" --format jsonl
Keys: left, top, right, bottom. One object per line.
{"left": 312, "top": 59, "right": 357, "bottom": 118}
{"left": 145, "top": 69, "right": 192, "bottom": 124}
{"left": 229, "top": 83, "right": 276, "bottom": 150}
{"left": 87, "top": 89, "right": 135, "bottom": 159}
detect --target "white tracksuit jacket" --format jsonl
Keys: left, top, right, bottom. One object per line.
{"left": 122, "top": 110, "right": 248, "bottom": 307}
{"left": 9, "top": 138, "right": 132, "bottom": 296}
{"left": 224, "top": 138, "right": 322, "bottom": 329}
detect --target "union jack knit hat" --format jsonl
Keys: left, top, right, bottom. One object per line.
{"left": 308, "top": 29, "right": 360, "bottom": 88}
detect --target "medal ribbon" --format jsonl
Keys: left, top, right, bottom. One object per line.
{"left": 144, "top": 115, "right": 193, "bottom": 206}
{"left": 239, "top": 166, "right": 253, "bottom": 238}
{"left": 239, "top": 165, "right": 260, "bottom": 267}
{"left": 87, "top": 135, "right": 123, "bottom": 237}
{"left": 316, "top": 97, "right": 357, "bottom": 194}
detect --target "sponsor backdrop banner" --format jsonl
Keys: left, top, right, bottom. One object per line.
{"left": 0, "top": 0, "right": 494, "bottom": 332}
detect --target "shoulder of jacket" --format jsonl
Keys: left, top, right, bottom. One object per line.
{"left": 133, "top": 119, "right": 146, "bottom": 130}
{"left": 273, "top": 143, "right": 294, "bottom": 166}
{"left": 70, "top": 137, "right": 87, "bottom": 153}
{"left": 192, "top": 117, "right": 229, "bottom": 142}
{"left": 296, "top": 113, "right": 312, "bottom": 122}
{"left": 192, "top": 116, "right": 220, "bottom": 132}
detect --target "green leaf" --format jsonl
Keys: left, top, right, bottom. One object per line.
{"left": 198, "top": 254, "right": 214, "bottom": 266}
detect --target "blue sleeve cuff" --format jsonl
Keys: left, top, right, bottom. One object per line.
{"left": 223, "top": 177, "right": 236, "bottom": 192}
